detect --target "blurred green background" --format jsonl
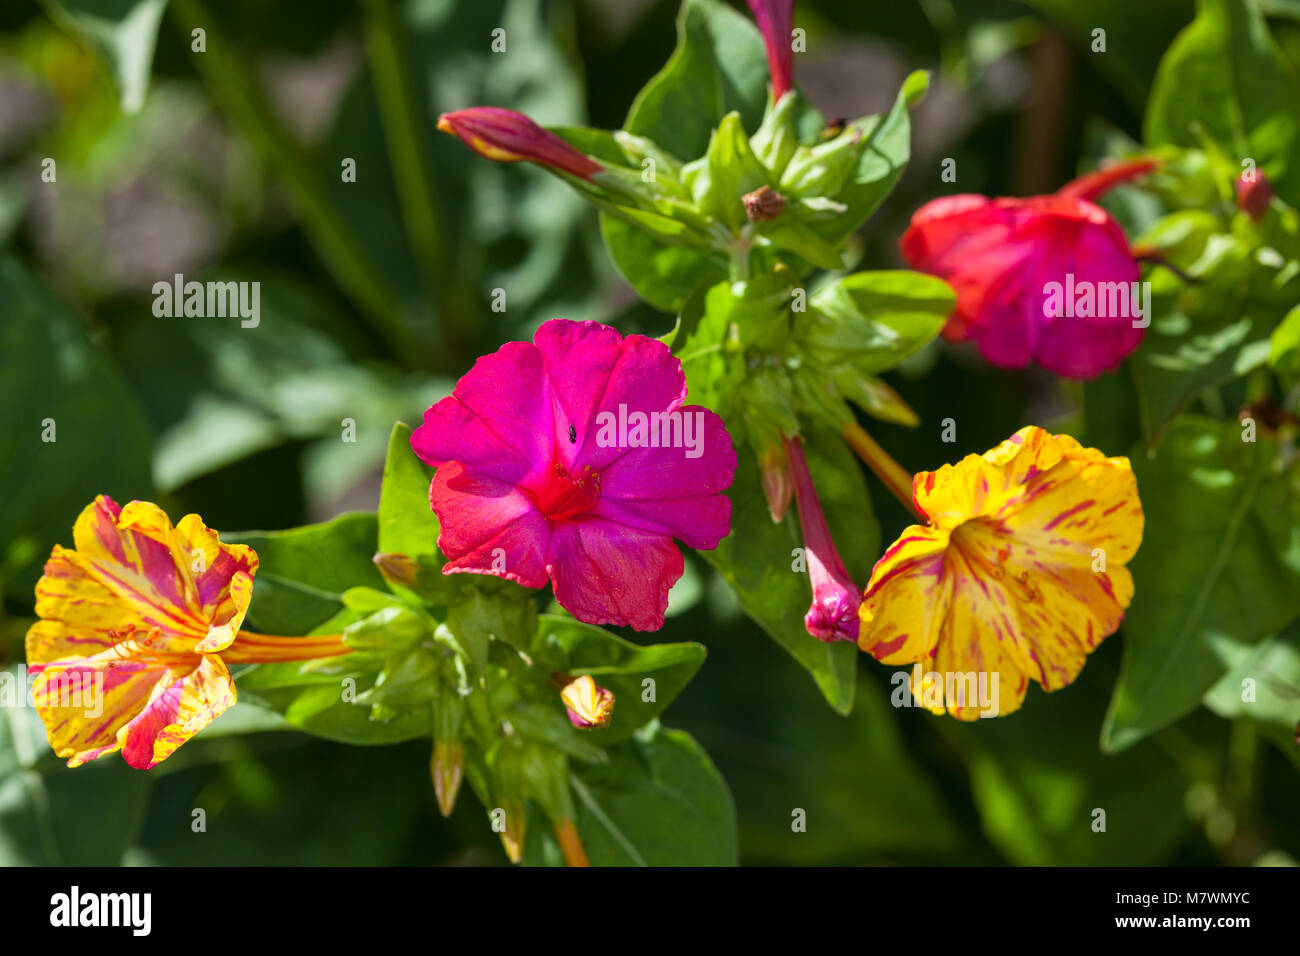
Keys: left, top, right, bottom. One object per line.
{"left": 1, "top": 0, "right": 1297, "bottom": 865}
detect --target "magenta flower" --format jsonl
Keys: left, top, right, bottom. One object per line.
{"left": 901, "top": 158, "right": 1158, "bottom": 380}
{"left": 746, "top": 0, "right": 796, "bottom": 100}
{"left": 437, "top": 108, "right": 603, "bottom": 181}
{"left": 411, "top": 320, "right": 737, "bottom": 632}
{"left": 785, "top": 437, "right": 859, "bottom": 643}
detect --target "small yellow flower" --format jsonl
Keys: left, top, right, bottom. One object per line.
{"left": 27, "top": 496, "right": 350, "bottom": 769}
{"left": 559, "top": 674, "right": 615, "bottom": 730}
{"left": 858, "top": 426, "right": 1143, "bottom": 718}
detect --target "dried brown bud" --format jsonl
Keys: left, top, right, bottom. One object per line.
{"left": 743, "top": 185, "right": 786, "bottom": 222}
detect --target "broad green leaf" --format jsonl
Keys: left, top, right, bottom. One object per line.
{"left": 524, "top": 722, "right": 736, "bottom": 866}
{"left": 533, "top": 614, "right": 707, "bottom": 744}
{"left": 701, "top": 429, "right": 876, "bottom": 714}
{"left": 804, "top": 270, "right": 954, "bottom": 373}
{"left": 943, "top": 677, "right": 1189, "bottom": 865}
{"left": 623, "top": 0, "right": 768, "bottom": 163}
{"left": 43, "top": 0, "right": 167, "bottom": 113}
{"left": 1102, "top": 417, "right": 1300, "bottom": 750}
{"left": 0, "top": 255, "right": 154, "bottom": 606}
{"left": 228, "top": 513, "right": 387, "bottom": 635}
{"left": 1146, "top": 0, "right": 1300, "bottom": 206}
{"left": 598, "top": 213, "right": 727, "bottom": 314}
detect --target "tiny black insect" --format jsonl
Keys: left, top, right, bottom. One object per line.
{"left": 569, "top": 424, "right": 577, "bottom": 444}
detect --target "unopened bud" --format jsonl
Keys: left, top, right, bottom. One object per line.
{"left": 437, "top": 107, "right": 603, "bottom": 181}
{"left": 758, "top": 442, "right": 794, "bottom": 522}
{"left": 497, "top": 798, "right": 526, "bottom": 864}
{"left": 743, "top": 185, "right": 786, "bottom": 222}
{"left": 1236, "top": 169, "right": 1274, "bottom": 222}
{"left": 373, "top": 551, "right": 419, "bottom": 589}
{"left": 556, "top": 673, "right": 615, "bottom": 729}
{"left": 431, "top": 739, "right": 464, "bottom": 818}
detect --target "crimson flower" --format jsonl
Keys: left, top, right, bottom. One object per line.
{"left": 411, "top": 319, "right": 736, "bottom": 631}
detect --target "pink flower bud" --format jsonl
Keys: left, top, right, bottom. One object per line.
{"left": 746, "top": 0, "right": 796, "bottom": 100}
{"left": 437, "top": 107, "right": 603, "bottom": 181}
{"left": 785, "top": 438, "right": 861, "bottom": 643}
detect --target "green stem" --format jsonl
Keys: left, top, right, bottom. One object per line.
{"left": 843, "top": 423, "right": 924, "bottom": 520}
{"left": 170, "top": 0, "right": 421, "bottom": 361}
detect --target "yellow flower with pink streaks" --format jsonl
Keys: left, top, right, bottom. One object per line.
{"left": 858, "top": 426, "right": 1143, "bottom": 719}
{"left": 26, "top": 496, "right": 350, "bottom": 769}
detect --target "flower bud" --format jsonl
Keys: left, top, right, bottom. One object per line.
{"left": 437, "top": 107, "right": 603, "bottom": 181}
{"left": 1236, "top": 169, "right": 1274, "bottom": 222}
{"left": 372, "top": 551, "right": 419, "bottom": 589}
{"left": 745, "top": 0, "right": 796, "bottom": 100}
{"left": 431, "top": 690, "right": 465, "bottom": 817}
{"left": 786, "top": 437, "right": 861, "bottom": 643}
{"left": 557, "top": 674, "right": 615, "bottom": 729}
{"left": 496, "top": 797, "right": 527, "bottom": 864}
{"left": 430, "top": 739, "right": 464, "bottom": 818}
{"left": 758, "top": 441, "right": 794, "bottom": 523}
{"left": 744, "top": 185, "right": 786, "bottom": 222}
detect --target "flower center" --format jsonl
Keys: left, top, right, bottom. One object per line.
{"left": 534, "top": 462, "right": 601, "bottom": 521}
{"left": 950, "top": 519, "right": 1040, "bottom": 603}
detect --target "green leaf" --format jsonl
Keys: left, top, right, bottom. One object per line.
{"left": 1146, "top": 0, "right": 1300, "bottom": 206}
{"left": 373, "top": 421, "right": 458, "bottom": 603}
{"left": 690, "top": 112, "right": 772, "bottom": 231}
{"left": 0, "top": 255, "right": 154, "bottom": 606}
{"left": 709, "top": 671, "right": 965, "bottom": 862}
{"left": 599, "top": 214, "right": 727, "bottom": 314}
{"left": 524, "top": 722, "right": 737, "bottom": 866}
{"left": 1102, "top": 417, "right": 1300, "bottom": 750}
{"left": 795, "top": 72, "right": 927, "bottom": 245}
{"left": 1269, "top": 304, "right": 1300, "bottom": 387}
{"left": 237, "top": 674, "right": 432, "bottom": 747}
{"left": 804, "top": 269, "right": 954, "bottom": 373}
{"left": 228, "top": 513, "right": 388, "bottom": 635}
{"left": 623, "top": 0, "right": 768, "bottom": 163}
{"left": 381, "top": 422, "right": 439, "bottom": 556}
{"left": 1130, "top": 226, "right": 1299, "bottom": 446}
{"left": 533, "top": 614, "right": 707, "bottom": 744}
{"left": 943, "top": 680, "right": 1189, "bottom": 865}
{"left": 1204, "top": 624, "right": 1300, "bottom": 731}
{"left": 43, "top": 0, "right": 168, "bottom": 113}
{"left": 701, "top": 429, "right": 876, "bottom": 714}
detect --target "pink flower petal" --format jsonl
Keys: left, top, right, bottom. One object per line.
{"left": 546, "top": 518, "right": 684, "bottom": 631}
{"left": 430, "top": 461, "right": 551, "bottom": 588}
{"left": 411, "top": 341, "right": 551, "bottom": 485}
{"left": 594, "top": 406, "right": 736, "bottom": 549}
